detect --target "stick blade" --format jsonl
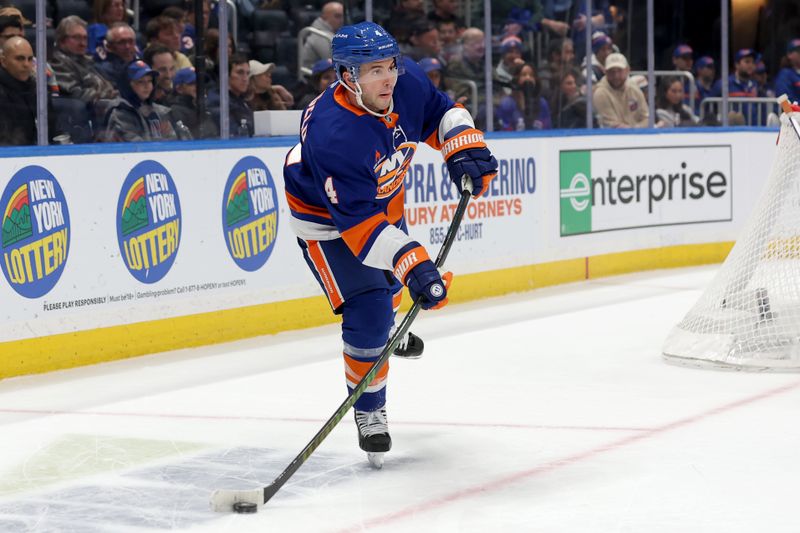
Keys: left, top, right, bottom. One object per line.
{"left": 210, "top": 487, "right": 263, "bottom": 512}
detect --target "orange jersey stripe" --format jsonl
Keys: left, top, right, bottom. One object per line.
{"left": 341, "top": 212, "right": 387, "bottom": 256}
{"left": 392, "top": 289, "right": 403, "bottom": 310}
{"left": 386, "top": 187, "right": 404, "bottom": 224}
{"left": 307, "top": 241, "right": 344, "bottom": 309}
{"left": 286, "top": 191, "right": 331, "bottom": 219}
{"left": 344, "top": 353, "right": 389, "bottom": 386}
{"left": 424, "top": 127, "right": 442, "bottom": 150}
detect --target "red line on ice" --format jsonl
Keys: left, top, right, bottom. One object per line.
{"left": 334, "top": 379, "right": 800, "bottom": 533}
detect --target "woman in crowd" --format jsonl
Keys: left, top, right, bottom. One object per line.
{"left": 550, "top": 68, "right": 591, "bottom": 129}
{"left": 496, "top": 62, "right": 551, "bottom": 131}
{"left": 655, "top": 76, "right": 699, "bottom": 128}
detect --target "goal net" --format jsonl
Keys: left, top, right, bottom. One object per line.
{"left": 663, "top": 112, "right": 800, "bottom": 371}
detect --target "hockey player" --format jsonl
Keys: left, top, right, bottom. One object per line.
{"left": 283, "top": 21, "right": 497, "bottom": 466}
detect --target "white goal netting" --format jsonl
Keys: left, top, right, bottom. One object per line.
{"left": 663, "top": 113, "right": 800, "bottom": 371}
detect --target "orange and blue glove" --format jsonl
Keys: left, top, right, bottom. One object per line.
{"left": 392, "top": 242, "right": 452, "bottom": 310}
{"left": 441, "top": 125, "right": 498, "bottom": 198}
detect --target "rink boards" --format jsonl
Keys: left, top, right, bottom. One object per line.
{"left": 0, "top": 127, "right": 778, "bottom": 377}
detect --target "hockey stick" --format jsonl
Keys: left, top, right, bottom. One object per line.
{"left": 210, "top": 188, "right": 472, "bottom": 512}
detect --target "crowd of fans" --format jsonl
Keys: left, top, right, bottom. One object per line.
{"left": 0, "top": 0, "right": 799, "bottom": 145}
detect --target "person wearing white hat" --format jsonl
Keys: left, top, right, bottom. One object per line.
{"left": 592, "top": 52, "right": 649, "bottom": 128}
{"left": 247, "top": 59, "right": 293, "bottom": 110}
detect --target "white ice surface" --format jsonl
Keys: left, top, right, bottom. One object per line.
{"left": 1, "top": 265, "right": 799, "bottom": 532}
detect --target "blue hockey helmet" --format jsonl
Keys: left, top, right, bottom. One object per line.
{"left": 331, "top": 21, "right": 403, "bottom": 82}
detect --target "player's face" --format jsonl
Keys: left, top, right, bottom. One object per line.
{"left": 355, "top": 57, "right": 398, "bottom": 112}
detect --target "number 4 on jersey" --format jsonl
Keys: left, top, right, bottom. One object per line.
{"left": 325, "top": 176, "right": 339, "bottom": 204}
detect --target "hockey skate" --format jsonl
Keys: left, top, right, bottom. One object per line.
{"left": 392, "top": 331, "right": 424, "bottom": 359}
{"left": 355, "top": 407, "right": 391, "bottom": 469}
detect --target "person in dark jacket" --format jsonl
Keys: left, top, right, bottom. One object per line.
{"left": 0, "top": 36, "right": 56, "bottom": 145}
{"left": 95, "top": 22, "right": 139, "bottom": 87}
{"left": 207, "top": 54, "right": 253, "bottom": 137}
{"left": 168, "top": 67, "right": 217, "bottom": 139}
{"left": 100, "top": 60, "right": 177, "bottom": 142}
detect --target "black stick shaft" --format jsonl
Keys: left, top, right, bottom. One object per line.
{"left": 262, "top": 190, "right": 472, "bottom": 504}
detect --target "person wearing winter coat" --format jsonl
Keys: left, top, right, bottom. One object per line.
{"left": 101, "top": 60, "right": 177, "bottom": 142}
{"left": 0, "top": 36, "right": 56, "bottom": 145}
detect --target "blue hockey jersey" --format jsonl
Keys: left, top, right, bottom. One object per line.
{"left": 284, "top": 58, "right": 469, "bottom": 273}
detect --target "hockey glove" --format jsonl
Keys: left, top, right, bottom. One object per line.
{"left": 393, "top": 243, "right": 453, "bottom": 310}
{"left": 441, "top": 125, "right": 498, "bottom": 198}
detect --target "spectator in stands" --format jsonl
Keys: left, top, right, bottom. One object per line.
{"left": 89, "top": 0, "right": 128, "bottom": 58}
{"left": 694, "top": 55, "right": 715, "bottom": 114}
{"left": 754, "top": 59, "right": 773, "bottom": 98}
{"left": 401, "top": 19, "right": 441, "bottom": 62}
{"left": 387, "top": 0, "right": 425, "bottom": 44}
{"left": 201, "top": 29, "right": 234, "bottom": 87}
{"left": 496, "top": 62, "right": 551, "bottom": 130}
{"left": 168, "top": 66, "right": 217, "bottom": 139}
{"left": 583, "top": 31, "right": 612, "bottom": 83}
{"left": 51, "top": 16, "right": 118, "bottom": 105}
{"left": 499, "top": 7, "right": 533, "bottom": 41}
{"left": 551, "top": 68, "right": 590, "bottom": 128}
{"left": 143, "top": 44, "right": 176, "bottom": 106}
{"left": 539, "top": 37, "right": 576, "bottom": 99}
{"left": 0, "top": 6, "right": 29, "bottom": 27}
{"left": 419, "top": 56, "right": 466, "bottom": 105}
{"left": 774, "top": 39, "right": 800, "bottom": 104}
{"left": 655, "top": 76, "right": 699, "bottom": 127}
{"left": 713, "top": 48, "right": 758, "bottom": 98}
{"left": 248, "top": 59, "right": 293, "bottom": 111}
{"left": 539, "top": 0, "right": 610, "bottom": 63}
{"left": 0, "top": 15, "right": 23, "bottom": 50}
{"left": 161, "top": 6, "right": 193, "bottom": 57}
{"left": 671, "top": 43, "right": 694, "bottom": 105}
{"left": 0, "top": 36, "right": 54, "bottom": 145}
{"left": 712, "top": 48, "right": 759, "bottom": 124}
{"left": 672, "top": 44, "right": 693, "bottom": 73}
{"left": 295, "top": 58, "right": 336, "bottom": 109}
{"left": 182, "top": 0, "right": 210, "bottom": 58}
{"left": 208, "top": 54, "right": 253, "bottom": 137}
{"left": 592, "top": 52, "right": 649, "bottom": 128}
{"left": 495, "top": 36, "right": 524, "bottom": 87}
{"left": 300, "top": 1, "right": 344, "bottom": 72}
{"left": 145, "top": 16, "right": 192, "bottom": 70}
{"left": 96, "top": 22, "right": 138, "bottom": 85}
{"left": 436, "top": 19, "right": 460, "bottom": 64}
{"left": 427, "top": 0, "right": 464, "bottom": 29}
{"left": 101, "top": 60, "right": 177, "bottom": 142}
{"left": 0, "top": 12, "right": 59, "bottom": 95}
{"left": 446, "top": 27, "right": 490, "bottom": 127}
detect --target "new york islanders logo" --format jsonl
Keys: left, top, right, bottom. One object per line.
{"left": 0, "top": 166, "right": 70, "bottom": 298}
{"left": 374, "top": 124, "right": 416, "bottom": 199}
{"left": 222, "top": 156, "right": 279, "bottom": 271}
{"left": 116, "top": 160, "right": 181, "bottom": 284}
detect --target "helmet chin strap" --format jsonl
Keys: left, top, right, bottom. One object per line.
{"left": 340, "top": 77, "right": 394, "bottom": 119}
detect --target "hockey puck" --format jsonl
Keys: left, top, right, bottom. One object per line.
{"left": 232, "top": 502, "right": 258, "bottom": 514}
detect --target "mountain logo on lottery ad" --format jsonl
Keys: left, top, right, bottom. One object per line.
{"left": 0, "top": 166, "right": 70, "bottom": 299}
{"left": 116, "top": 160, "right": 181, "bottom": 284}
{"left": 559, "top": 146, "right": 732, "bottom": 236}
{"left": 222, "top": 156, "right": 279, "bottom": 272}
